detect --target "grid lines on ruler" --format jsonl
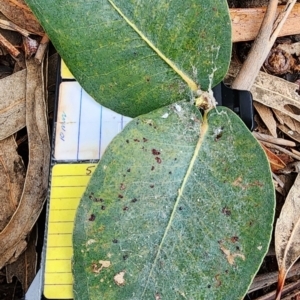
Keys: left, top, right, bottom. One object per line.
{"left": 44, "top": 164, "right": 96, "bottom": 299}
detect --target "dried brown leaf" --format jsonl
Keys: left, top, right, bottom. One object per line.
{"left": 0, "top": 69, "right": 26, "bottom": 140}
{"left": 275, "top": 174, "right": 300, "bottom": 299}
{"left": 0, "top": 58, "right": 50, "bottom": 268}
{"left": 254, "top": 101, "right": 278, "bottom": 138}
{"left": 0, "top": 0, "right": 44, "bottom": 35}
{"left": 273, "top": 108, "right": 298, "bottom": 132}
{"left": 227, "top": 63, "right": 300, "bottom": 123}
{"left": 5, "top": 226, "right": 37, "bottom": 292}
{"left": 260, "top": 143, "right": 286, "bottom": 172}
{"left": 278, "top": 124, "right": 300, "bottom": 143}
{"left": 277, "top": 42, "right": 300, "bottom": 56}
{"left": 0, "top": 135, "right": 25, "bottom": 231}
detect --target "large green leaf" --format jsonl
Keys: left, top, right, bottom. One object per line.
{"left": 25, "top": 0, "right": 231, "bottom": 117}
{"left": 73, "top": 103, "right": 275, "bottom": 299}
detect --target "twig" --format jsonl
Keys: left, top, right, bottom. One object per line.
{"left": 35, "top": 34, "right": 50, "bottom": 64}
{"left": 253, "top": 132, "right": 296, "bottom": 147}
{"left": 231, "top": 0, "right": 297, "bottom": 91}
{"left": 253, "top": 280, "right": 300, "bottom": 300}
{"left": 0, "top": 19, "right": 31, "bottom": 37}
{"left": 260, "top": 141, "right": 300, "bottom": 161}
{"left": 249, "top": 261, "right": 300, "bottom": 294}
{"left": 0, "top": 33, "right": 20, "bottom": 58}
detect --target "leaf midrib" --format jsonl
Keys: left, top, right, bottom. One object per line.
{"left": 140, "top": 112, "right": 209, "bottom": 298}
{"left": 108, "top": 0, "right": 198, "bottom": 92}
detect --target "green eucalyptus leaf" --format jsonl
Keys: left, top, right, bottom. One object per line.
{"left": 25, "top": 0, "right": 231, "bottom": 117}
{"left": 73, "top": 103, "right": 275, "bottom": 299}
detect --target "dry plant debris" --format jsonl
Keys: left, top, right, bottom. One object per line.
{"left": 0, "top": 0, "right": 50, "bottom": 298}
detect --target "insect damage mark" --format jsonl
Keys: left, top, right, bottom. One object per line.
{"left": 219, "top": 243, "right": 245, "bottom": 265}
{"left": 213, "top": 126, "right": 224, "bottom": 141}
{"left": 114, "top": 271, "right": 126, "bottom": 286}
{"left": 233, "top": 176, "right": 264, "bottom": 190}
{"left": 91, "top": 260, "right": 111, "bottom": 274}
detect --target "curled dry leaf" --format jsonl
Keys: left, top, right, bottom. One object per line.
{"left": 260, "top": 143, "right": 286, "bottom": 173}
{"left": 0, "top": 58, "right": 50, "bottom": 268}
{"left": 275, "top": 173, "right": 300, "bottom": 299}
{"left": 253, "top": 101, "right": 277, "bottom": 138}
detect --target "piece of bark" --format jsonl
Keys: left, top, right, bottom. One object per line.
{"left": 0, "top": 69, "right": 26, "bottom": 140}
{"left": 254, "top": 101, "right": 278, "bottom": 137}
{"left": 0, "top": 57, "right": 50, "bottom": 268}
{"left": 0, "top": 0, "right": 44, "bottom": 36}
{"left": 0, "top": 135, "right": 26, "bottom": 231}
{"left": 230, "top": 4, "right": 300, "bottom": 42}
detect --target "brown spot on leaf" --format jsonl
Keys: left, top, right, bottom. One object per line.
{"left": 134, "top": 138, "right": 140, "bottom": 142}
{"left": 118, "top": 194, "right": 124, "bottom": 199}
{"left": 152, "top": 149, "right": 161, "bottom": 155}
{"left": 151, "top": 166, "right": 155, "bottom": 171}
{"left": 150, "top": 185, "right": 154, "bottom": 188}
{"left": 222, "top": 207, "right": 231, "bottom": 216}
{"left": 101, "top": 205, "right": 106, "bottom": 210}
{"left": 143, "top": 137, "right": 148, "bottom": 142}
{"left": 215, "top": 274, "right": 222, "bottom": 287}
{"left": 89, "top": 214, "right": 96, "bottom": 221}
{"left": 155, "top": 157, "right": 162, "bottom": 164}
{"left": 230, "top": 236, "right": 239, "bottom": 243}
{"left": 120, "top": 183, "right": 126, "bottom": 190}
{"left": 123, "top": 206, "right": 129, "bottom": 211}
{"left": 131, "top": 198, "right": 138, "bottom": 203}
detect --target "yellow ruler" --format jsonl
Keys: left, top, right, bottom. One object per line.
{"left": 44, "top": 61, "right": 131, "bottom": 299}
{"left": 44, "top": 164, "right": 96, "bottom": 299}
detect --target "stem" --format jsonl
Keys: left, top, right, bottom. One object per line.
{"left": 231, "top": 0, "right": 297, "bottom": 91}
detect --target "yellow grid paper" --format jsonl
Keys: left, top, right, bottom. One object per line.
{"left": 44, "top": 164, "right": 96, "bottom": 299}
